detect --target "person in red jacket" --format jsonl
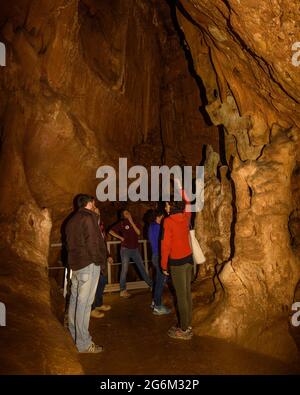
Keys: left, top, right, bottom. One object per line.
{"left": 161, "top": 179, "right": 193, "bottom": 340}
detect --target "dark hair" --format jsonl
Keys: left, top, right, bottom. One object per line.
{"left": 77, "top": 194, "right": 94, "bottom": 209}
{"left": 168, "top": 197, "right": 186, "bottom": 215}
{"left": 118, "top": 207, "right": 129, "bottom": 220}
{"left": 154, "top": 209, "right": 165, "bottom": 219}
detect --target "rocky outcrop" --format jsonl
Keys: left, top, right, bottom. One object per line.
{"left": 0, "top": 0, "right": 218, "bottom": 244}
{"left": 3, "top": 0, "right": 299, "bottom": 369}
{"left": 195, "top": 145, "right": 232, "bottom": 279}
{"left": 178, "top": 0, "right": 300, "bottom": 361}
{"left": 0, "top": 248, "right": 83, "bottom": 374}
{"left": 0, "top": 0, "right": 218, "bottom": 374}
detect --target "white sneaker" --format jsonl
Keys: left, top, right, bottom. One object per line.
{"left": 120, "top": 290, "right": 131, "bottom": 298}
{"left": 90, "top": 310, "right": 104, "bottom": 318}
{"left": 80, "top": 342, "right": 103, "bottom": 353}
{"left": 96, "top": 304, "right": 111, "bottom": 312}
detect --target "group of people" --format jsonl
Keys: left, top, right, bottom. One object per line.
{"left": 65, "top": 181, "right": 194, "bottom": 354}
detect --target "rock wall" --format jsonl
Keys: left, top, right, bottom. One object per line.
{"left": 0, "top": 0, "right": 218, "bottom": 245}
{"left": 178, "top": 0, "right": 300, "bottom": 361}
{"left": 0, "top": 0, "right": 218, "bottom": 373}
{"left": 0, "top": 247, "right": 83, "bottom": 374}
{"left": 195, "top": 145, "right": 232, "bottom": 279}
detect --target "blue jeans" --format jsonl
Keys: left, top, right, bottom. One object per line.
{"left": 152, "top": 255, "right": 166, "bottom": 307}
{"left": 68, "top": 263, "right": 100, "bottom": 352}
{"left": 92, "top": 274, "right": 107, "bottom": 310}
{"left": 120, "top": 247, "right": 152, "bottom": 291}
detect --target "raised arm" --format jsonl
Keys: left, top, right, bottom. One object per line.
{"left": 174, "top": 178, "right": 191, "bottom": 217}
{"left": 125, "top": 212, "right": 140, "bottom": 236}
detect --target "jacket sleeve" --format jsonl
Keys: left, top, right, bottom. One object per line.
{"left": 160, "top": 220, "right": 172, "bottom": 271}
{"left": 148, "top": 224, "right": 155, "bottom": 252}
{"left": 182, "top": 188, "right": 192, "bottom": 222}
{"left": 98, "top": 232, "right": 107, "bottom": 270}
{"left": 83, "top": 216, "right": 106, "bottom": 266}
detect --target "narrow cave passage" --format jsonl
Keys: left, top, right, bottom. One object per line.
{"left": 0, "top": 0, "right": 300, "bottom": 376}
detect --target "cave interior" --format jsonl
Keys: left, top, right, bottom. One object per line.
{"left": 0, "top": 0, "right": 300, "bottom": 375}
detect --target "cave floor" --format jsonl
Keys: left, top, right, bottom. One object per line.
{"left": 75, "top": 289, "right": 300, "bottom": 375}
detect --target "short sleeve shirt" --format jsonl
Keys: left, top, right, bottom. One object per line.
{"left": 111, "top": 219, "right": 140, "bottom": 249}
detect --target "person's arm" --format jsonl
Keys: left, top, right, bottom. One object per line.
{"left": 109, "top": 222, "right": 125, "bottom": 242}
{"left": 127, "top": 214, "right": 140, "bottom": 236}
{"left": 107, "top": 256, "right": 114, "bottom": 265}
{"left": 98, "top": 231, "right": 108, "bottom": 270}
{"left": 160, "top": 220, "right": 172, "bottom": 275}
{"left": 99, "top": 224, "right": 113, "bottom": 272}
{"left": 109, "top": 229, "right": 125, "bottom": 242}
{"left": 175, "top": 178, "right": 191, "bottom": 219}
{"left": 130, "top": 221, "right": 141, "bottom": 236}
{"left": 83, "top": 216, "right": 105, "bottom": 265}
{"left": 148, "top": 224, "right": 155, "bottom": 252}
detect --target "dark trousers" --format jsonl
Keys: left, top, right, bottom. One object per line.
{"left": 152, "top": 254, "right": 166, "bottom": 306}
{"left": 92, "top": 274, "right": 107, "bottom": 310}
{"left": 170, "top": 263, "right": 193, "bottom": 331}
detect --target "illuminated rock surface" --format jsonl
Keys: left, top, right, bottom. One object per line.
{"left": 0, "top": 0, "right": 299, "bottom": 373}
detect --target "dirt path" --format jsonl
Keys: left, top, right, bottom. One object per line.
{"left": 78, "top": 289, "right": 300, "bottom": 375}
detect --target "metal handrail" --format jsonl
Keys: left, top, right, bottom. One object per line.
{"left": 49, "top": 239, "right": 151, "bottom": 296}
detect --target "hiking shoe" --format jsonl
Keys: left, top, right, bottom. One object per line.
{"left": 96, "top": 304, "right": 111, "bottom": 312}
{"left": 186, "top": 326, "right": 193, "bottom": 336}
{"left": 168, "top": 328, "right": 192, "bottom": 340}
{"left": 167, "top": 325, "right": 178, "bottom": 336}
{"left": 120, "top": 290, "right": 131, "bottom": 298}
{"left": 79, "top": 342, "right": 103, "bottom": 353}
{"left": 153, "top": 305, "right": 172, "bottom": 315}
{"left": 90, "top": 310, "right": 104, "bottom": 319}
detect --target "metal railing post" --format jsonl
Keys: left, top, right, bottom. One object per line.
{"left": 49, "top": 240, "right": 151, "bottom": 294}
{"left": 107, "top": 242, "right": 112, "bottom": 286}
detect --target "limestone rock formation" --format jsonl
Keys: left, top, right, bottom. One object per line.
{"left": 177, "top": 0, "right": 300, "bottom": 361}
{"left": 1, "top": 0, "right": 300, "bottom": 371}
{"left": 0, "top": 248, "right": 83, "bottom": 374}
{"left": 195, "top": 145, "right": 232, "bottom": 279}
{"left": 0, "top": 0, "right": 218, "bottom": 373}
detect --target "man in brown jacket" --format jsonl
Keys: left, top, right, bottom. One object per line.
{"left": 66, "top": 194, "right": 107, "bottom": 353}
